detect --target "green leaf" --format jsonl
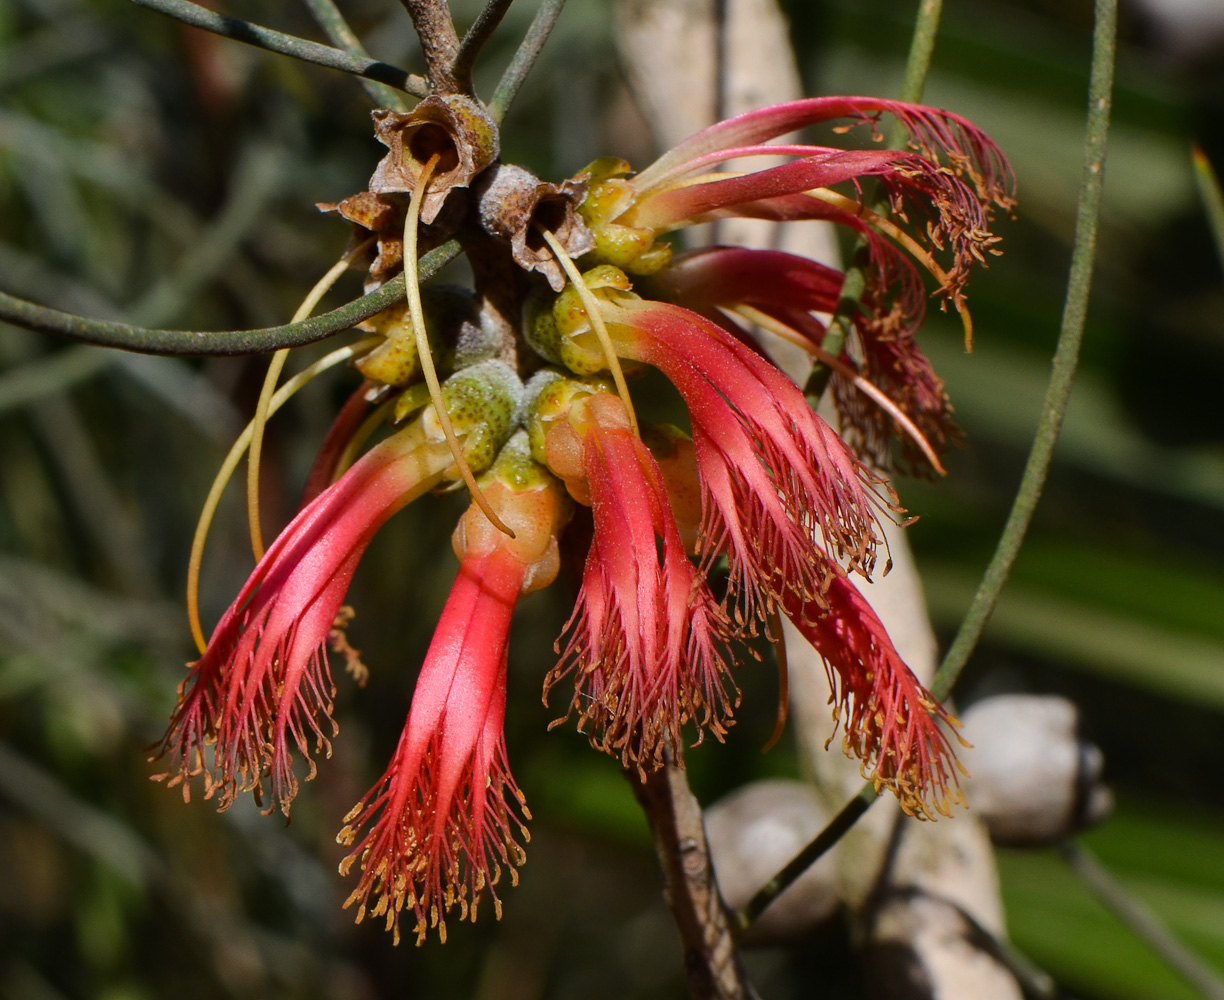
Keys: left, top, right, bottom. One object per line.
{"left": 922, "top": 563, "right": 1224, "bottom": 709}
{"left": 1000, "top": 799, "right": 1224, "bottom": 999}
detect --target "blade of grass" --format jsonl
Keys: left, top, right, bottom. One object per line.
{"left": 1192, "top": 144, "right": 1224, "bottom": 274}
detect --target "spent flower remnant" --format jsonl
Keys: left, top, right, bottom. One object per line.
{"left": 155, "top": 89, "right": 1013, "bottom": 941}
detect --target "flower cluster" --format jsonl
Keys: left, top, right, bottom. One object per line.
{"left": 156, "top": 92, "right": 1013, "bottom": 943}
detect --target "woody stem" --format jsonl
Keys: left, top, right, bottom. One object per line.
{"left": 398, "top": 0, "right": 463, "bottom": 93}
{"left": 629, "top": 747, "right": 758, "bottom": 1000}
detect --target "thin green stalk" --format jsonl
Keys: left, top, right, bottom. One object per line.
{"left": 734, "top": 784, "right": 876, "bottom": 934}
{"left": 489, "top": 0, "right": 567, "bottom": 122}
{"left": 454, "top": 0, "right": 516, "bottom": 93}
{"left": 129, "top": 0, "right": 428, "bottom": 97}
{"left": 0, "top": 240, "right": 461, "bottom": 356}
{"left": 897, "top": 0, "right": 943, "bottom": 104}
{"left": 1060, "top": 841, "right": 1224, "bottom": 1000}
{"left": 300, "top": 0, "right": 410, "bottom": 108}
{"left": 1192, "top": 144, "right": 1224, "bottom": 275}
{"left": 932, "top": 0, "right": 1115, "bottom": 700}
{"left": 739, "top": 0, "right": 1118, "bottom": 934}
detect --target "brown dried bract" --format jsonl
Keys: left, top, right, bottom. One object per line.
{"left": 369, "top": 95, "right": 499, "bottom": 225}
{"left": 318, "top": 190, "right": 407, "bottom": 282}
{"left": 476, "top": 163, "right": 594, "bottom": 291}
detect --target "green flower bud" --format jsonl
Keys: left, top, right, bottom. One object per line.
{"left": 522, "top": 371, "right": 612, "bottom": 465}
{"left": 483, "top": 431, "right": 554, "bottom": 492}
{"left": 424, "top": 360, "right": 522, "bottom": 476}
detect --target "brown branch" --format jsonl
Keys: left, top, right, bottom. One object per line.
{"left": 398, "top": 0, "right": 462, "bottom": 93}
{"left": 629, "top": 748, "right": 758, "bottom": 1000}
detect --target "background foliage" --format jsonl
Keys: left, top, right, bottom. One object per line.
{"left": 0, "top": 0, "right": 1222, "bottom": 997}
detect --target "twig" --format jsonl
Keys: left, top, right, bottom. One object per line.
{"left": 629, "top": 750, "right": 758, "bottom": 1000}
{"left": 738, "top": 0, "right": 1118, "bottom": 931}
{"left": 300, "top": 0, "right": 410, "bottom": 108}
{"left": 0, "top": 239, "right": 461, "bottom": 356}
{"left": 397, "top": 0, "right": 462, "bottom": 93}
{"left": 734, "top": 784, "right": 877, "bottom": 934}
{"left": 489, "top": 0, "right": 567, "bottom": 122}
{"left": 1060, "top": 841, "right": 1224, "bottom": 1000}
{"left": 129, "top": 0, "right": 428, "bottom": 97}
{"left": 453, "top": 0, "right": 516, "bottom": 93}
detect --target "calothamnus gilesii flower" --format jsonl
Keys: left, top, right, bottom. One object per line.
{"left": 156, "top": 92, "right": 1014, "bottom": 943}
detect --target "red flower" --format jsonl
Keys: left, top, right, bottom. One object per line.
{"left": 536, "top": 279, "right": 896, "bottom": 614}
{"left": 156, "top": 92, "right": 1012, "bottom": 945}
{"left": 529, "top": 380, "right": 736, "bottom": 771}
{"left": 622, "top": 96, "right": 1013, "bottom": 307}
{"left": 154, "top": 361, "right": 521, "bottom": 816}
{"left": 655, "top": 246, "right": 960, "bottom": 475}
{"left": 783, "top": 568, "right": 965, "bottom": 820}
{"left": 528, "top": 262, "right": 962, "bottom": 815}
{"left": 337, "top": 438, "right": 569, "bottom": 944}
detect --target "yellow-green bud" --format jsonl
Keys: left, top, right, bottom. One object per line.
{"left": 522, "top": 371, "right": 613, "bottom": 465}
{"left": 423, "top": 359, "right": 522, "bottom": 477}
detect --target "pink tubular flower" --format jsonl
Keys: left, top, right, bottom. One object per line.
{"left": 577, "top": 97, "right": 1015, "bottom": 355}
{"left": 626, "top": 97, "right": 1012, "bottom": 302}
{"left": 654, "top": 246, "right": 959, "bottom": 475}
{"left": 528, "top": 265, "right": 968, "bottom": 808}
{"left": 782, "top": 567, "right": 965, "bottom": 820}
{"left": 154, "top": 361, "right": 522, "bottom": 816}
{"left": 527, "top": 378, "right": 736, "bottom": 771}
{"left": 337, "top": 436, "right": 569, "bottom": 945}
{"left": 536, "top": 276, "right": 896, "bottom": 614}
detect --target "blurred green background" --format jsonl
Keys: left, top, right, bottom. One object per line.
{"left": 0, "top": 0, "right": 1222, "bottom": 997}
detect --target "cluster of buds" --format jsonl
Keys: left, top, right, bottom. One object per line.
{"left": 155, "top": 89, "right": 1014, "bottom": 944}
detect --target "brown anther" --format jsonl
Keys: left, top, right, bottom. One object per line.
{"left": 476, "top": 163, "right": 595, "bottom": 290}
